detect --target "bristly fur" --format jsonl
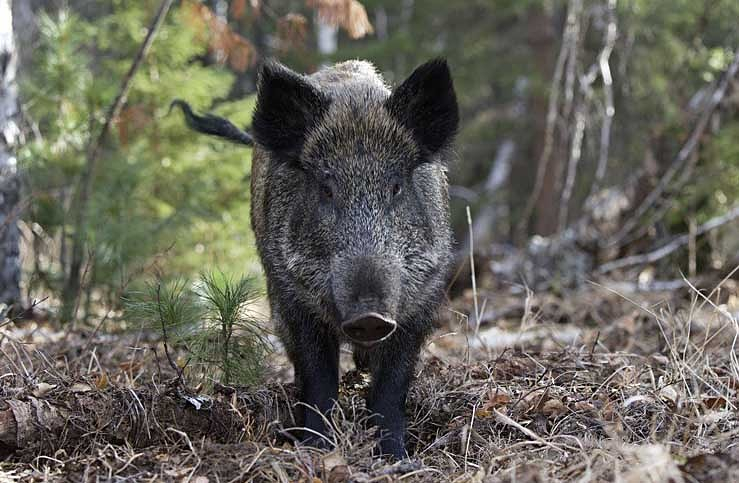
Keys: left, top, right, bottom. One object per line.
{"left": 248, "top": 58, "right": 459, "bottom": 459}
{"left": 170, "top": 99, "right": 253, "bottom": 146}
{"left": 179, "top": 58, "right": 460, "bottom": 460}
{"left": 384, "top": 58, "right": 459, "bottom": 156}
{"left": 251, "top": 60, "right": 330, "bottom": 158}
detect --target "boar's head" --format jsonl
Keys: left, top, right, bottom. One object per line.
{"left": 252, "top": 59, "right": 459, "bottom": 345}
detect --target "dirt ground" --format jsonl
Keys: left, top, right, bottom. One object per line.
{"left": 0, "top": 275, "right": 737, "bottom": 482}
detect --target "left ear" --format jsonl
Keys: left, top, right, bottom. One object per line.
{"left": 384, "top": 58, "right": 459, "bottom": 155}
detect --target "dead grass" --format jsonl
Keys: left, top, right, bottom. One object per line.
{"left": 0, "top": 277, "right": 737, "bottom": 482}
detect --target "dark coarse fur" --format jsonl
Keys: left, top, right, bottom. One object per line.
{"left": 175, "top": 58, "right": 459, "bottom": 458}
{"left": 249, "top": 58, "right": 459, "bottom": 459}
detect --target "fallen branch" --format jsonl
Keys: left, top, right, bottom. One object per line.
{"left": 599, "top": 204, "right": 739, "bottom": 273}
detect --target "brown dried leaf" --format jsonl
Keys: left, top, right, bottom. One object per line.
{"left": 541, "top": 398, "right": 567, "bottom": 418}
{"left": 307, "top": 0, "right": 373, "bottom": 39}
{"left": 227, "top": 34, "right": 255, "bottom": 72}
{"left": 342, "top": 0, "right": 373, "bottom": 39}
{"left": 230, "top": 0, "right": 247, "bottom": 20}
{"left": 277, "top": 14, "right": 309, "bottom": 52}
{"left": 480, "top": 388, "right": 512, "bottom": 412}
{"left": 33, "top": 383, "right": 57, "bottom": 397}
{"left": 183, "top": 0, "right": 255, "bottom": 71}
{"left": 95, "top": 373, "right": 108, "bottom": 390}
{"left": 702, "top": 395, "right": 729, "bottom": 410}
{"left": 574, "top": 400, "right": 595, "bottom": 412}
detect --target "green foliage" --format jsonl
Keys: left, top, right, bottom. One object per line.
{"left": 17, "top": 0, "right": 739, "bottom": 299}
{"left": 19, "top": 2, "right": 259, "bottom": 310}
{"left": 127, "top": 272, "right": 270, "bottom": 387}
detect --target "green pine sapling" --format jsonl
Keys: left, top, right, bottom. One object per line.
{"left": 127, "top": 272, "right": 270, "bottom": 388}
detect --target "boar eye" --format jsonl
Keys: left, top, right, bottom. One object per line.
{"left": 391, "top": 180, "right": 403, "bottom": 198}
{"left": 320, "top": 183, "right": 334, "bottom": 200}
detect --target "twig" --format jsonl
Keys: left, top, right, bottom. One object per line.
{"left": 599, "top": 204, "right": 739, "bottom": 273}
{"left": 466, "top": 206, "right": 480, "bottom": 335}
{"left": 589, "top": 0, "right": 617, "bottom": 194}
{"left": 155, "top": 282, "right": 184, "bottom": 385}
{"left": 492, "top": 409, "right": 565, "bottom": 454}
{"left": 62, "top": 0, "right": 175, "bottom": 321}
{"left": 557, "top": 101, "right": 587, "bottom": 232}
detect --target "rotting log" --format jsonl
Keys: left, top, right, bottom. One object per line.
{"left": 0, "top": 383, "right": 294, "bottom": 455}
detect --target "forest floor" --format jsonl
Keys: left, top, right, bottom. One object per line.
{"left": 0, "top": 272, "right": 738, "bottom": 482}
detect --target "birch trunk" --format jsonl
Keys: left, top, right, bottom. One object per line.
{"left": 0, "top": 0, "right": 21, "bottom": 308}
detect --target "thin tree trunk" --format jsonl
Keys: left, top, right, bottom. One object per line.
{"left": 0, "top": 0, "right": 21, "bottom": 309}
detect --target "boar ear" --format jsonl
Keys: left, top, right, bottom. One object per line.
{"left": 385, "top": 58, "right": 459, "bottom": 155}
{"left": 252, "top": 60, "right": 329, "bottom": 156}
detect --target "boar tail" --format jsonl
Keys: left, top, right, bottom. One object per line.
{"left": 170, "top": 99, "right": 253, "bottom": 146}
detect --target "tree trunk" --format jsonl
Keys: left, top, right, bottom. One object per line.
{"left": 0, "top": 0, "right": 21, "bottom": 309}
{"left": 526, "top": 5, "right": 560, "bottom": 236}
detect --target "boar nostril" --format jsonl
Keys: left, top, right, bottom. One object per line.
{"left": 341, "top": 312, "right": 397, "bottom": 347}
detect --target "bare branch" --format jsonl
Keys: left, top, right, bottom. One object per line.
{"left": 589, "top": 0, "right": 618, "bottom": 194}
{"left": 598, "top": 204, "right": 739, "bottom": 273}
{"left": 606, "top": 49, "right": 739, "bottom": 248}
{"left": 558, "top": 101, "right": 587, "bottom": 232}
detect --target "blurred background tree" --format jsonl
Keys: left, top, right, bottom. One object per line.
{"left": 7, "top": 0, "right": 739, "bottom": 320}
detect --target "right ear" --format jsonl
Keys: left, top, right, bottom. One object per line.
{"left": 252, "top": 61, "right": 329, "bottom": 157}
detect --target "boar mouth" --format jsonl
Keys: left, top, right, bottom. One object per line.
{"left": 341, "top": 312, "right": 397, "bottom": 347}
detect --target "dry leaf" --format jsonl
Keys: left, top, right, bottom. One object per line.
{"left": 71, "top": 383, "right": 93, "bottom": 393}
{"left": 307, "top": 0, "right": 374, "bottom": 39}
{"left": 33, "top": 383, "right": 57, "bottom": 397}
{"left": 277, "top": 13, "right": 309, "bottom": 52}
{"left": 658, "top": 384, "right": 679, "bottom": 407}
{"left": 96, "top": 372, "right": 108, "bottom": 390}
{"left": 322, "top": 451, "right": 346, "bottom": 473}
{"left": 182, "top": 0, "right": 255, "bottom": 71}
{"left": 657, "top": 376, "right": 678, "bottom": 407}
{"left": 230, "top": 0, "right": 247, "bottom": 19}
{"left": 480, "top": 388, "right": 511, "bottom": 413}
{"left": 574, "top": 400, "right": 595, "bottom": 412}
{"left": 541, "top": 398, "right": 567, "bottom": 418}
{"left": 702, "top": 395, "right": 728, "bottom": 410}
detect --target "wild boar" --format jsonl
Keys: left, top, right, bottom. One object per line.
{"left": 175, "top": 58, "right": 459, "bottom": 458}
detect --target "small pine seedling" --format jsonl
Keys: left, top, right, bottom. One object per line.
{"left": 127, "top": 273, "right": 270, "bottom": 388}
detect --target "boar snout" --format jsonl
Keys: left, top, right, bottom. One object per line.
{"left": 341, "top": 312, "right": 397, "bottom": 346}
{"left": 332, "top": 254, "right": 401, "bottom": 344}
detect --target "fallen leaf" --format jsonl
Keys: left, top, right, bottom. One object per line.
{"left": 480, "top": 389, "right": 511, "bottom": 412}
{"left": 702, "top": 395, "right": 728, "bottom": 410}
{"left": 658, "top": 385, "right": 679, "bottom": 407}
{"left": 96, "top": 373, "right": 108, "bottom": 390}
{"left": 322, "top": 451, "right": 346, "bottom": 475}
{"left": 70, "top": 383, "right": 93, "bottom": 393}
{"left": 574, "top": 400, "right": 595, "bottom": 412}
{"left": 33, "top": 383, "right": 57, "bottom": 397}
{"left": 541, "top": 398, "right": 567, "bottom": 418}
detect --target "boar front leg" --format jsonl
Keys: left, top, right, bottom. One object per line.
{"left": 366, "top": 334, "right": 422, "bottom": 459}
{"left": 284, "top": 314, "right": 340, "bottom": 447}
